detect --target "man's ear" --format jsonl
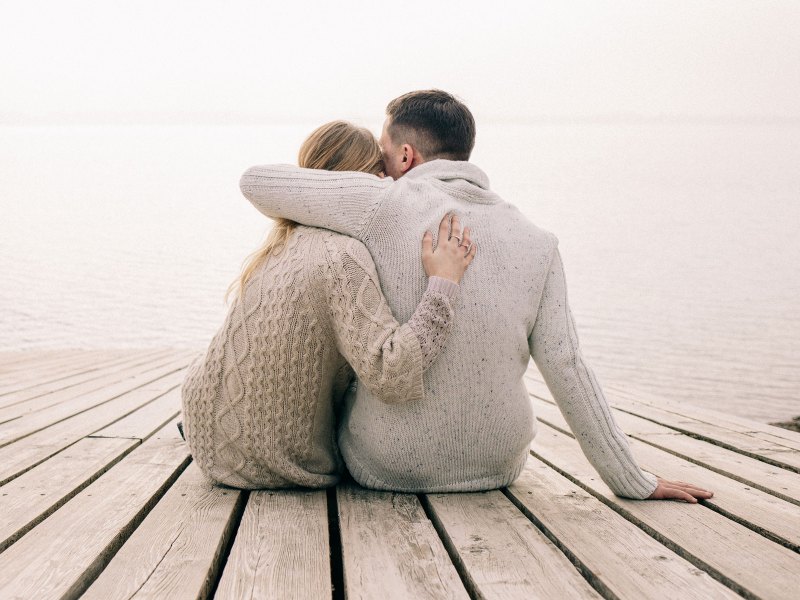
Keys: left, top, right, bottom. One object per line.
{"left": 400, "top": 143, "right": 415, "bottom": 173}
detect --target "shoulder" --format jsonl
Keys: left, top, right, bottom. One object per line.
{"left": 321, "top": 233, "right": 377, "bottom": 274}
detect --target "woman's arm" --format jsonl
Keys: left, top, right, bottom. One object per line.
{"left": 324, "top": 214, "right": 476, "bottom": 404}
{"left": 239, "top": 165, "right": 392, "bottom": 239}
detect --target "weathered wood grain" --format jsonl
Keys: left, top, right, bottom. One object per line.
{"left": 527, "top": 378, "right": 800, "bottom": 503}
{"left": 82, "top": 462, "right": 243, "bottom": 600}
{"left": 0, "top": 349, "right": 106, "bottom": 375}
{"left": 0, "top": 370, "right": 184, "bottom": 485}
{"left": 0, "top": 353, "right": 193, "bottom": 446}
{"left": 506, "top": 458, "right": 739, "bottom": 599}
{"left": 424, "top": 490, "right": 601, "bottom": 599}
{"left": 0, "top": 436, "right": 138, "bottom": 552}
{"left": 0, "top": 348, "right": 173, "bottom": 408}
{"left": 0, "top": 350, "right": 168, "bottom": 398}
{"left": 531, "top": 425, "right": 800, "bottom": 599}
{"left": 89, "top": 387, "right": 181, "bottom": 440}
{"left": 337, "top": 483, "right": 469, "bottom": 600}
{"left": 533, "top": 399, "right": 800, "bottom": 551}
{"left": 0, "top": 421, "right": 190, "bottom": 600}
{"left": 216, "top": 489, "right": 331, "bottom": 600}
{"left": 0, "top": 350, "right": 129, "bottom": 386}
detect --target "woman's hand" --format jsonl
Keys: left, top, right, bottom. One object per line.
{"left": 647, "top": 478, "right": 714, "bottom": 503}
{"left": 422, "top": 212, "right": 477, "bottom": 284}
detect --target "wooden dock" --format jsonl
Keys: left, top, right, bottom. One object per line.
{"left": 0, "top": 349, "right": 797, "bottom": 599}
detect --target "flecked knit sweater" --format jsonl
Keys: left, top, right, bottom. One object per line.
{"left": 181, "top": 225, "right": 459, "bottom": 489}
{"left": 239, "top": 159, "right": 660, "bottom": 499}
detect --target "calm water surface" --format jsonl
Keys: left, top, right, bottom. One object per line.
{"left": 1, "top": 121, "right": 798, "bottom": 422}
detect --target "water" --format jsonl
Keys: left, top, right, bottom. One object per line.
{"left": 1, "top": 121, "right": 798, "bottom": 423}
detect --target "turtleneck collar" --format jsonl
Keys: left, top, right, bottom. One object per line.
{"left": 400, "top": 159, "right": 491, "bottom": 191}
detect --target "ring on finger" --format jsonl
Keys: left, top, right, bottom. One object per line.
{"left": 452, "top": 235, "right": 462, "bottom": 245}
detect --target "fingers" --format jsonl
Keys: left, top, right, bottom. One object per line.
{"left": 422, "top": 230, "right": 433, "bottom": 258}
{"left": 449, "top": 213, "right": 463, "bottom": 244}
{"left": 651, "top": 479, "right": 713, "bottom": 503}
{"left": 465, "top": 241, "right": 477, "bottom": 265}
{"left": 664, "top": 479, "right": 714, "bottom": 499}
{"left": 438, "top": 212, "right": 451, "bottom": 243}
{"left": 461, "top": 227, "right": 472, "bottom": 255}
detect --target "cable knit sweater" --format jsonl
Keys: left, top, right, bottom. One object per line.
{"left": 181, "top": 225, "right": 459, "bottom": 489}
{"left": 239, "top": 159, "right": 660, "bottom": 499}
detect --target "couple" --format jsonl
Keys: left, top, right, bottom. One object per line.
{"left": 181, "top": 90, "right": 711, "bottom": 503}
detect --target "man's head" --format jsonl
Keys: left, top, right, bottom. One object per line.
{"left": 379, "top": 89, "right": 476, "bottom": 179}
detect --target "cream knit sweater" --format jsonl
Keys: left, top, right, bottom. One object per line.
{"left": 239, "top": 159, "right": 659, "bottom": 499}
{"left": 181, "top": 226, "right": 459, "bottom": 489}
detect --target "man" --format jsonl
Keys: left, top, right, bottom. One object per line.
{"left": 239, "top": 90, "right": 711, "bottom": 501}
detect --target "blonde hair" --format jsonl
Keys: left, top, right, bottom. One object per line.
{"left": 225, "top": 121, "right": 384, "bottom": 303}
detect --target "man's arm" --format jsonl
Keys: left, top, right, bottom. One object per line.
{"left": 239, "top": 164, "right": 392, "bottom": 239}
{"left": 529, "top": 244, "right": 659, "bottom": 499}
{"left": 529, "top": 246, "right": 713, "bottom": 502}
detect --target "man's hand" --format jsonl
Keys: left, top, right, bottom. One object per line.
{"left": 648, "top": 478, "right": 714, "bottom": 503}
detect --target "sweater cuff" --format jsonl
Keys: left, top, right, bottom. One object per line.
{"left": 427, "top": 276, "right": 460, "bottom": 299}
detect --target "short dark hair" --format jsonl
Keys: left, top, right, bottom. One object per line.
{"left": 385, "top": 89, "right": 476, "bottom": 161}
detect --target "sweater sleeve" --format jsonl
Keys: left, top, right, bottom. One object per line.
{"left": 324, "top": 238, "right": 459, "bottom": 404}
{"left": 239, "top": 164, "right": 392, "bottom": 239}
{"left": 529, "top": 246, "right": 659, "bottom": 500}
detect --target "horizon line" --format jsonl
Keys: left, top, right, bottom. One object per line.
{"left": 2, "top": 111, "right": 800, "bottom": 127}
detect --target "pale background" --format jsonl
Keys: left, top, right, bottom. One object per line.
{"left": 1, "top": 1, "right": 798, "bottom": 422}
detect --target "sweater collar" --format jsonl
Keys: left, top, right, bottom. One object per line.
{"left": 400, "top": 159, "right": 491, "bottom": 190}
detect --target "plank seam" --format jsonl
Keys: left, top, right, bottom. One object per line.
{"left": 193, "top": 487, "right": 249, "bottom": 600}
{"left": 532, "top": 393, "right": 800, "bottom": 507}
{"left": 610, "top": 405, "right": 800, "bottom": 475}
{"left": 58, "top": 454, "right": 193, "bottom": 600}
{"left": 527, "top": 448, "right": 758, "bottom": 600}
{"left": 498, "top": 488, "right": 621, "bottom": 600}
{"left": 327, "top": 485, "right": 345, "bottom": 600}
{"left": 535, "top": 415, "right": 800, "bottom": 552}
{"left": 0, "top": 385, "right": 182, "bottom": 487}
{"left": 0, "top": 439, "right": 143, "bottom": 555}
{"left": 417, "top": 494, "right": 482, "bottom": 600}
{"left": 0, "top": 366, "right": 187, "bottom": 450}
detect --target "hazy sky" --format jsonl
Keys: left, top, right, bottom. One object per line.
{"left": 2, "top": 1, "right": 798, "bottom": 122}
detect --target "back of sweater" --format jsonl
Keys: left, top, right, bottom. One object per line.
{"left": 340, "top": 164, "right": 555, "bottom": 491}
{"left": 240, "top": 159, "right": 659, "bottom": 498}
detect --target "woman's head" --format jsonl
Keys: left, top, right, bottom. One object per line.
{"left": 226, "top": 121, "right": 384, "bottom": 303}
{"left": 298, "top": 120, "right": 384, "bottom": 175}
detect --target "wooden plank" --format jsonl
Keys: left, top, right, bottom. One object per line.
{"left": 609, "top": 397, "right": 800, "bottom": 472}
{"left": 0, "top": 353, "right": 193, "bottom": 447}
{"left": 0, "top": 436, "right": 139, "bottom": 552}
{"left": 337, "top": 484, "right": 469, "bottom": 600}
{"left": 0, "top": 370, "right": 184, "bottom": 485}
{"left": 0, "top": 349, "right": 191, "bottom": 419}
{"left": 505, "top": 459, "right": 738, "bottom": 599}
{"left": 527, "top": 379, "right": 800, "bottom": 504}
{"left": 0, "top": 350, "right": 85, "bottom": 373}
{"left": 0, "top": 350, "right": 115, "bottom": 383}
{"left": 533, "top": 399, "right": 800, "bottom": 551}
{"left": 423, "top": 491, "right": 601, "bottom": 599}
{"left": 216, "top": 489, "right": 331, "bottom": 600}
{"left": 0, "top": 348, "right": 172, "bottom": 404}
{"left": 0, "top": 349, "right": 134, "bottom": 396}
{"left": 89, "top": 387, "right": 181, "bottom": 440}
{"left": 605, "top": 382, "right": 800, "bottom": 450}
{"left": 0, "top": 420, "right": 190, "bottom": 600}
{"left": 525, "top": 370, "right": 800, "bottom": 472}
{"left": 81, "top": 462, "right": 244, "bottom": 600}
{"left": 530, "top": 425, "right": 800, "bottom": 599}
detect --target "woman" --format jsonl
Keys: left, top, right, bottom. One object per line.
{"left": 181, "top": 121, "right": 477, "bottom": 489}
